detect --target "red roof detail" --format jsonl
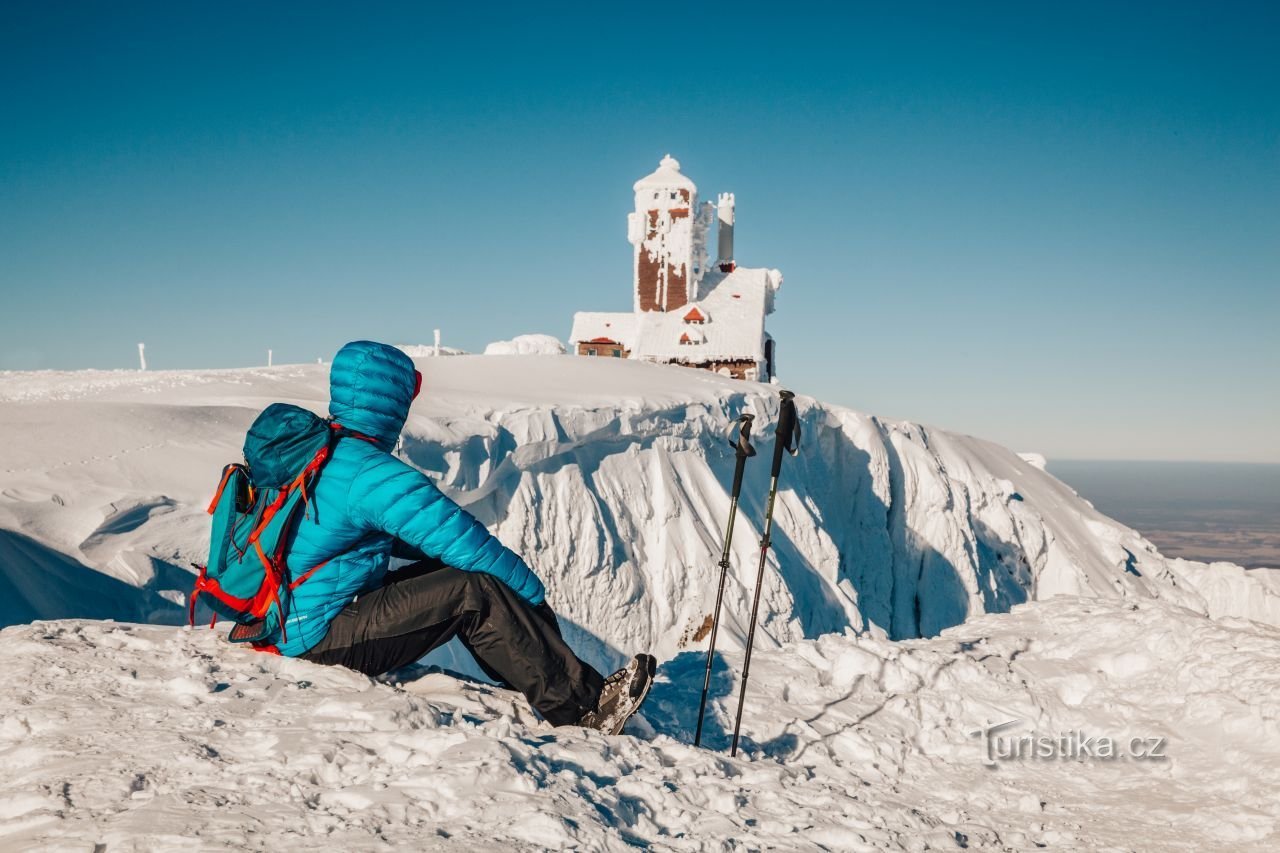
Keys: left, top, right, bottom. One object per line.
{"left": 683, "top": 307, "right": 705, "bottom": 322}
{"left": 679, "top": 332, "right": 693, "bottom": 344}
{"left": 588, "top": 337, "right": 620, "bottom": 345}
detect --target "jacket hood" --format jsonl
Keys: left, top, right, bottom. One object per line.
{"left": 328, "top": 341, "right": 417, "bottom": 445}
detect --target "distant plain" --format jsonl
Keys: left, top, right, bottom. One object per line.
{"left": 1050, "top": 460, "right": 1280, "bottom": 569}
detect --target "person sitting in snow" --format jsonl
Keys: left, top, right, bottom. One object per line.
{"left": 254, "top": 340, "right": 652, "bottom": 733}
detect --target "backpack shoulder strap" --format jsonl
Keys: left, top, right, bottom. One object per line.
{"left": 327, "top": 420, "right": 383, "bottom": 447}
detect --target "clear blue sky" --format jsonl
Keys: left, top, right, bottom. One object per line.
{"left": 2, "top": 2, "right": 1277, "bottom": 462}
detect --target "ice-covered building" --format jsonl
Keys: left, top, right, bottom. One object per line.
{"left": 569, "top": 155, "right": 783, "bottom": 381}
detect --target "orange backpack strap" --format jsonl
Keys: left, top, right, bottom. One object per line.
{"left": 207, "top": 465, "right": 244, "bottom": 515}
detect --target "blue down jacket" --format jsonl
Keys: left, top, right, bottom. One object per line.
{"left": 271, "top": 340, "right": 544, "bottom": 656}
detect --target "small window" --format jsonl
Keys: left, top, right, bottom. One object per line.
{"left": 587, "top": 349, "right": 597, "bottom": 356}
{"left": 653, "top": 192, "right": 659, "bottom": 200}
{"left": 670, "top": 191, "right": 677, "bottom": 200}
{"left": 611, "top": 348, "right": 622, "bottom": 357}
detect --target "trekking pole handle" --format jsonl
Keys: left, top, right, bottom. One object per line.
{"left": 771, "top": 391, "right": 801, "bottom": 479}
{"left": 728, "top": 413, "right": 756, "bottom": 458}
{"left": 727, "top": 414, "right": 755, "bottom": 497}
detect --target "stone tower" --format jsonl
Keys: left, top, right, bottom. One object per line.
{"left": 627, "top": 155, "right": 710, "bottom": 313}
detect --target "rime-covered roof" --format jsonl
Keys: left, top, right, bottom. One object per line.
{"left": 570, "top": 266, "right": 782, "bottom": 365}
{"left": 568, "top": 313, "right": 638, "bottom": 347}
{"left": 633, "top": 154, "right": 697, "bottom": 193}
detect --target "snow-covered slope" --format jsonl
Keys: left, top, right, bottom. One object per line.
{"left": 1, "top": 357, "right": 1275, "bottom": 673}
{"left": 2, "top": 595, "right": 1277, "bottom": 850}
{"left": 3, "top": 357, "right": 1280, "bottom": 850}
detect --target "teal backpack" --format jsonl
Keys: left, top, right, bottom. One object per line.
{"left": 189, "top": 403, "right": 363, "bottom": 648}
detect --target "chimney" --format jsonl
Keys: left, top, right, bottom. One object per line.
{"left": 717, "top": 192, "right": 735, "bottom": 272}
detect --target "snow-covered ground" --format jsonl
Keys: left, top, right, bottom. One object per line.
{"left": 3, "top": 357, "right": 1275, "bottom": 658}
{"left": 2, "top": 596, "right": 1277, "bottom": 850}
{"left": 2, "top": 356, "right": 1278, "bottom": 850}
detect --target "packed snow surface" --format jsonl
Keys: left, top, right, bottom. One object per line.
{"left": 2, "top": 596, "right": 1278, "bottom": 850}
{"left": 2, "top": 357, "right": 1279, "bottom": 850}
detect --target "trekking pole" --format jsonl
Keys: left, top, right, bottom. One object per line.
{"left": 730, "top": 390, "right": 801, "bottom": 757}
{"left": 694, "top": 413, "right": 756, "bottom": 748}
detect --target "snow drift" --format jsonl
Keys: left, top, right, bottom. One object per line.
{"left": 482, "top": 334, "right": 567, "bottom": 356}
{"left": 2, "top": 356, "right": 1279, "bottom": 850}
{"left": 1, "top": 356, "right": 1276, "bottom": 676}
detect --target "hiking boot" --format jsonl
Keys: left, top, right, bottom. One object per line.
{"left": 578, "top": 654, "right": 656, "bottom": 735}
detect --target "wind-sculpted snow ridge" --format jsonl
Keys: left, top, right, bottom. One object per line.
{"left": 1, "top": 356, "right": 1277, "bottom": 679}
{"left": 386, "top": 358, "right": 1280, "bottom": 672}
{"left": 3, "top": 358, "right": 1280, "bottom": 850}
{"left": 2, "top": 596, "right": 1277, "bottom": 851}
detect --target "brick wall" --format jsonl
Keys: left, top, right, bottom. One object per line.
{"left": 577, "top": 342, "right": 630, "bottom": 358}
{"left": 636, "top": 209, "right": 662, "bottom": 311}
{"left": 635, "top": 203, "right": 692, "bottom": 312}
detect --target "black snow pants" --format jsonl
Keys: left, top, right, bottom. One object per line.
{"left": 300, "top": 559, "right": 605, "bottom": 726}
